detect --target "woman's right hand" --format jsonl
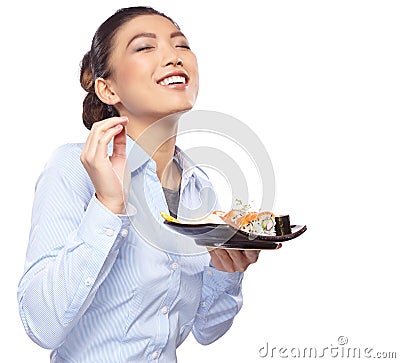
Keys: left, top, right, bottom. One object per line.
{"left": 80, "top": 116, "right": 129, "bottom": 214}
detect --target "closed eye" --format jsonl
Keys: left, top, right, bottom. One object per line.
{"left": 177, "top": 45, "right": 191, "bottom": 50}
{"left": 135, "top": 46, "right": 155, "bottom": 52}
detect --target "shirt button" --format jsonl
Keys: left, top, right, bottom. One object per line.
{"left": 201, "top": 301, "right": 206, "bottom": 308}
{"left": 104, "top": 228, "right": 114, "bottom": 237}
{"left": 84, "top": 278, "right": 93, "bottom": 287}
{"left": 160, "top": 306, "right": 169, "bottom": 315}
{"left": 206, "top": 269, "right": 213, "bottom": 276}
{"left": 171, "top": 262, "right": 179, "bottom": 270}
{"left": 152, "top": 351, "right": 159, "bottom": 359}
{"left": 121, "top": 229, "right": 128, "bottom": 237}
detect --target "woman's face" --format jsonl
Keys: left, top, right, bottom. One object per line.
{"left": 107, "top": 15, "right": 199, "bottom": 120}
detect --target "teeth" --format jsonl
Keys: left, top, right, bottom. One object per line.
{"left": 159, "top": 75, "right": 186, "bottom": 86}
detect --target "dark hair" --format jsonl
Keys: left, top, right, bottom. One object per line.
{"left": 80, "top": 6, "right": 179, "bottom": 129}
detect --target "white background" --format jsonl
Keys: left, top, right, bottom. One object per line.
{"left": 1, "top": 0, "right": 399, "bottom": 361}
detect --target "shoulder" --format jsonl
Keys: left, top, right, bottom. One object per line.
{"left": 46, "top": 143, "right": 85, "bottom": 169}
{"left": 38, "top": 143, "right": 93, "bottom": 195}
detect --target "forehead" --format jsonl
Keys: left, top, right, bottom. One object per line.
{"left": 116, "top": 14, "right": 180, "bottom": 41}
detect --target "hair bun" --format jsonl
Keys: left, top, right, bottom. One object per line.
{"left": 80, "top": 51, "right": 94, "bottom": 93}
{"left": 82, "top": 92, "right": 109, "bottom": 129}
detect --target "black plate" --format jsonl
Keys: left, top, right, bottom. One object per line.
{"left": 163, "top": 221, "right": 307, "bottom": 250}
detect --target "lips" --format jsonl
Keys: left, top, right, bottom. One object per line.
{"left": 157, "top": 71, "right": 189, "bottom": 87}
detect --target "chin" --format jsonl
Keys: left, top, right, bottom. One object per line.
{"left": 163, "top": 99, "right": 195, "bottom": 116}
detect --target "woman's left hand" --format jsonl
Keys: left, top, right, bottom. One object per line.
{"left": 208, "top": 249, "right": 260, "bottom": 272}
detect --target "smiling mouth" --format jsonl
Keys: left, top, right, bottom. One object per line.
{"left": 157, "top": 73, "right": 189, "bottom": 87}
{"left": 159, "top": 75, "right": 186, "bottom": 86}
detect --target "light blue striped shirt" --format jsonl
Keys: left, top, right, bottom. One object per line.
{"left": 17, "top": 136, "right": 243, "bottom": 362}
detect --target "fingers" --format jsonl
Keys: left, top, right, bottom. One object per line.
{"left": 83, "top": 117, "right": 128, "bottom": 147}
{"left": 79, "top": 116, "right": 130, "bottom": 215}
{"left": 242, "top": 249, "right": 261, "bottom": 264}
{"left": 98, "top": 124, "right": 124, "bottom": 155}
{"left": 210, "top": 249, "right": 238, "bottom": 272}
{"left": 111, "top": 123, "right": 127, "bottom": 160}
{"left": 82, "top": 125, "right": 124, "bottom": 168}
{"left": 224, "top": 249, "right": 254, "bottom": 272}
{"left": 81, "top": 116, "right": 128, "bottom": 164}
{"left": 209, "top": 248, "right": 260, "bottom": 272}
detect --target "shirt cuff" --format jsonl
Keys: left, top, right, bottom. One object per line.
{"left": 203, "top": 265, "right": 244, "bottom": 293}
{"left": 75, "top": 195, "right": 131, "bottom": 255}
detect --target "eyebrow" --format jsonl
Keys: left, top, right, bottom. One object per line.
{"left": 126, "top": 31, "right": 187, "bottom": 48}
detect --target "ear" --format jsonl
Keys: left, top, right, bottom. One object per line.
{"left": 94, "top": 77, "right": 121, "bottom": 106}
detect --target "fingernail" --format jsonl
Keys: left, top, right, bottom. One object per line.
{"left": 121, "top": 116, "right": 129, "bottom": 121}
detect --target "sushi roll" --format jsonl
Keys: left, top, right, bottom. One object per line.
{"left": 215, "top": 209, "right": 275, "bottom": 236}
{"left": 237, "top": 211, "right": 275, "bottom": 236}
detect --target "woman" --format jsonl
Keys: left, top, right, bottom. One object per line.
{"left": 17, "top": 6, "right": 259, "bottom": 362}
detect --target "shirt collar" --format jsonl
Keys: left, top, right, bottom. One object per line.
{"left": 106, "top": 135, "right": 152, "bottom": 172}
{"left": 120, "top": 136, "right": 209, "bottom": 182}
{"left": 173, "top": 145, "right": 209, "bottom": 180}
{"left": 125, "top": 136, "right": 153, "bottom": 173}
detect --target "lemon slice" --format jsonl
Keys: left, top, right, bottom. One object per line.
{"left": 160, "top": 211, "right": 181, "bottom": 223}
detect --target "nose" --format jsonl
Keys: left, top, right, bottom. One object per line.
{"left": 164, "top": 56, "right": 183, "bottom": 67}
{"left": 162, "top": 47, "right": 183, "bottom": 67}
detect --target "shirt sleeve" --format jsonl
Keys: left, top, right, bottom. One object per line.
{"left": 191, "top": 263, "right": 244, "bottom": 345}
{"left": 189, "top": 170, "right": 244, "bottom": 345}
{"left": 17, "top": 144, "right": 130, "bottom": 349}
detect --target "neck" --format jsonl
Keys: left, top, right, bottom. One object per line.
{"left": 125, "top": 112, "right": 182, "bottom": 187}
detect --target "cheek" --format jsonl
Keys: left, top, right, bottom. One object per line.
{"left": 114, "top": 60, "right": 153, "bottom": 101}
{"left": 117, "top": 59, "right": 145, "bottom": 86}
{"left": 187, "top": 56, "right": 200, "bottom": 95}
{"left": 192, "top": 72, "right": 200, "bottom": 99}
{"left": 190, "top": 54, "right": 199, "bottom": 78}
